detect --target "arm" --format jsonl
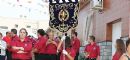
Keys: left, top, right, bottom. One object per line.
{"left": 66, "top": 54, "right": 74, "bottom": 60}
{"left": 84, "top": 45, "right": 89, "bottom": 58}
{"left": 73, "top": 40, "right": 80, "bottom": 52}
{"left": 63, "top": 50, "right": 75, "bottom": 60}
{"left": 84, "top": 52, "right": 89, "bottom": 58}
{"left": 57, "top": 35, "right": 66, "bottom": 50}
{"left": 46, "top": 39, "right": 51, "bottom": 45}
{"left": 11, "top": 41, "right": 19, "bottom": 53}
{"left": 34, "top": 38, "right": 47, "bottom": 52}
{"left": 57, "top": 40, "right": 63, "bottom": 51}
{"left": 51, "top": 41, "right": 57, "bottom": 47}
{"left": 23, "top": 42, "right": 32, "bottom": 52}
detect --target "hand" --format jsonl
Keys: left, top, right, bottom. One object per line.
{"left": 62, "top": 50, "right": 68, "bottom": 55}
{"left": 12, "top": 46, "right": 19, "bottom": 50}
{"left": 19, "top": 47, "right": 24, "bottom": 51}
{"left": 61, "top": 35, "right": 66, "bottom": 41}
{"left": 17, "top": 51, "right": 26, "bottom": 53}
{"left": 85, "top": 52, "right": 90, "bottom": 58}
{"left": 12, "top": 46, "right": 24, "bottom": 51}
{"left": 51, "top": 41, "right": 57, "bottom": 44}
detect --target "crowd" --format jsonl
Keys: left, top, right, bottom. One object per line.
{"left": 0, "top": 28, "right": 101, "bottom": 60}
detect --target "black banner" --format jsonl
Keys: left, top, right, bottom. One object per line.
{"left": 49, "top": 0, "right": 79, "bottom": 32}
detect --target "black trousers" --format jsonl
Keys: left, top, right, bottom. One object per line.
{"left": 6, "top": 50, "right": 12, "bottom": 60}
{"left": 45, "top": 54, "right": 57, "bottom": 60}
{"left": 35, "top": 53, "right": 46, "bottom": 60}
{"left": 0, "top": 55, "right": 5, "bottom": 60}
{"left": 74, "top": 52, "right": 79, "bottom": 60}
{"left": 13, "top": 59, "right": 32, "bottom": 60}
{"left": 86, "top": 58, "right": 96, "bottom": 60}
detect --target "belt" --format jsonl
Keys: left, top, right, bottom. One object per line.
{"left": 86, "top": 58, "right": 96, "bottom": 60}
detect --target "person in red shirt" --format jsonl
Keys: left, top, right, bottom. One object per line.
{"left": 45, "top": 31, "right": 57, "bottom": 60}
{"left": 11, "top": 28, "right": 32, "bottom": 60}
{"left": 58, "top": 35, "right": 76, "bottom": 60}
{"left": 3, "top": 31, "right": 12, "bottom": 60}
{"left": 32, "top": 29, "right": 47, "bottom": 60}
{"left": 84, "top": 36, "right": 100, "bottom": 60}
{"left": 71, "top": 32, "right": 80, "bottom": 60}
{"left": 11, "top": 29, "right": 19, "bottom": 42}
{"left": 112, "top": 39, "right": 125, "bottom": 60}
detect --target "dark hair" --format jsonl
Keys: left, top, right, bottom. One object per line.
{"left": 89, "top": 35, "right": 95, "bottom": 42}
{"left": 19, "top": 28, "right": 28, "bottom": 36}
{"left": 37, "top": 29, "right": 45, "bottom": 36}
{"left": 11, "top": 29, "right": 17, "bottom": 34}
{"left": 116, "top": 39, "right": 125, "bottom": 54}
{"left": 72, "top": 32, "right": 78, "bottom": 37}
{"left": 0, "top": 32, "right": 2, "bottom": 36}
{"left": 65, "top": 36, "right": 71, "bottom": 48}
{"left": 126, "top": 39, "right": 130, "bottom": 50}
{"left": 6, "top": 31, "right": 10, "bottom": 35}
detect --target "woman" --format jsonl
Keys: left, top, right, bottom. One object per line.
{"left": 112, "top": 39, "right": 125, "bottom": 60}
{"left": 120, "top": 39, "right": 130, "bottom": 60}
{"left": 11, "top": 28, "right": 32, "bottom": 60}
{"left": 58, "top": 36, "right": 76, "bottom": 60}
{"left": 0, "top": 32, "right": 7, "bottom": 60}
{"left": 45, "top": 31, "right": 57, "bottom": 60}
{"left": 32, "top": 29, "right": 47, "bottom": 60}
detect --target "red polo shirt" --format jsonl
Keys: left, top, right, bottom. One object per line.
{"left": 84, "top": 43, "right": 100, "bottom": 58}
{"left": 112, "top": 51, "right": 122, "bottom": 60}
{"left": 12, "top": 35, "right": 19, "bottom": 41}
{"left": 60, "top": 48, "right": 76, "bottom": 60}
{"left": 3, "top": 36, "right": 12, "bottom": 51}
{"left": 3, "top": 36, "right": 11, "bottom": 44}
{"left": 45, "top": 40, "right": 57, "bottom": 54}
{"left": 71, "top": 37, "right": 80, "bottom": 53}
{"left": 34, "top": 36, "right": 47, "bottom": 54}
{"left": 11, "top": 37, "right": 32, "bottom": 59}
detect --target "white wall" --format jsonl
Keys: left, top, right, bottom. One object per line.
{"left": 0, "top": 17, "right": 49, "bottom": 37}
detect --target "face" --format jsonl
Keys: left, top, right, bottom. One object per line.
{"left": 37, "top": 33, "right": 41, "bottom": 38}
{"left": 19, "top": 29, "right": 26, "bottom": 39}
{"left": 11, "top": 32, "right": 15, "bottom": 37}
{"left": 48, "top": 32, "right": 54, "bottom": 40}
{"left": 7, "top": 32, "right": 11, "bottom": 37}
{"left": 88, "top": 37, "right": 92, "bottom": 43}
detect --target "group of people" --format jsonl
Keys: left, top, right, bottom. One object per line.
{"left": 0, "top": 28, "right": 82, "bottom": 60}
{"left": 0, "top": 27, "right": 102, "bottom": 60}
{"left": 112, "top": 38, "right": 130, "bottom": 60}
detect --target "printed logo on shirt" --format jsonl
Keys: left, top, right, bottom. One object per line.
{"left": 93, "top": 47, "right": 96, "bottom": 50}
{"left": 25, "top": 44, "right": 27, "bottom": 47}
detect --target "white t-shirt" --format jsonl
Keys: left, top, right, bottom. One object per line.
{"left": 0, "top": 40, "right": 7, "bottom": 56}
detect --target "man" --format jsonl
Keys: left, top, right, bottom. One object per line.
{"left": 11, "top": 29, "right": 19, "bottom": 42}
{"left": 3, "top": 31, "right": 12, "bottom": 60}
{"left": 0, "top": 32, "right": 7, "bottom": 60}
{"left": 32, "top": 29, "right": 47, "bottom": 60}
{"left": 84, "top": 36, "right": 100, "bottom": 60}
{"left": 71, "top": 32, "right": 80, "bottom": 60}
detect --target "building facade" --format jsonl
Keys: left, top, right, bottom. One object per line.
{"left": 77, "top": 0, "right": 130, "bottom": 60}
